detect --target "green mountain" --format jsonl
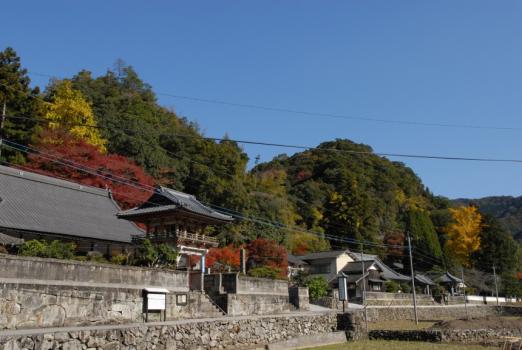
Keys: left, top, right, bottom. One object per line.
{"left": 453, "top": 196, "right": 522, "bottom": 242}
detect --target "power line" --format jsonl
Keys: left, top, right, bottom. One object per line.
{"left": 1, "top": 140, "right": 404, "bottom": 249}
{"left": 24, "top": 71, "right": 522, "bottom": 132}
{"left": 6, "top": 114, "right": 522, "bottom": 164}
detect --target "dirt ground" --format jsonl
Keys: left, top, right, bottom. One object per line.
{"left": 432, "top": 316, "right": 522, "bottom": 330}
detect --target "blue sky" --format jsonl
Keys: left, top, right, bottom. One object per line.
{"left": 2, "top": 1, "right": 522, "bottom": 199}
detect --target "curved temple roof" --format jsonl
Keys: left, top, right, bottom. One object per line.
{"left": 118, "top": 186, "right": 234, "bottom": 224}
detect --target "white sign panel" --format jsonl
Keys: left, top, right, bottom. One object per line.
{"left": 147, "top": 293, "right": 166, "bottom": 311}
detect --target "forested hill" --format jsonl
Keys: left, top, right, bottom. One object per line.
{"left": 454, "top": 196, "right": 522, "bottom": 242}
{"left": 2, "top": 47, "right": 521, "bottom": 277}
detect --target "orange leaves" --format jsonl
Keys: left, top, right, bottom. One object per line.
{"left": 205, "top": 245, "right": 241, "bottom": 271}
{"left": 445, "top": 206, "right": 482, "bottom": 267}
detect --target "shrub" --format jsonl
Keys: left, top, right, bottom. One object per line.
{"left": 18, "top": 240, "right": 76, "bottom": 259}
{"left": 110, "top": 253, "right": 129, "bottom": 265}
{"left": 305, "top": 276, "right": 329, "bottom": 301}
{"left": 248, "top": 266, "right": 282, "bottom": 279}
{"left": 86, "top": 251, "right": 108, "bottom": 264}
{"left": 132, "top": 240, "right": 178, "bottom": 268}
{"left": 400, "top": 282, "right": 412, "bottom": 293}
{"left": 385, "top": 280, "right": 400, "bottom": 293}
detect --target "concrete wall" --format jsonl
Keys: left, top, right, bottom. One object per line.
{"left": 0, "top": 254, "right": 188, "bottom": 291}
{"left": 289, "top": 287, "right": 310, "bottom": 311}
{"left": 236, "top": 276, "right": 289, "bottom": 295}
{"left": 0, "top": 312, "right": 339, "bottom": 350}
{"left": 364, "top": 292, "right": 436, "bottom": 306}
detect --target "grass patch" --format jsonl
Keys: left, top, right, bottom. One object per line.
{"left": 303, "top": 340, "right": 495, "bottom": 350}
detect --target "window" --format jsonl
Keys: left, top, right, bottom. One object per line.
{"left": 311, "top": 264, "right": 331, "bottom": 274}
{"left": 370, "top": 283, "right": 381, "bottom": 291}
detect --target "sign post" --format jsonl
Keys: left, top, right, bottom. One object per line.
{"left": 338, "top": 275, "right": 348, "bottom": 313}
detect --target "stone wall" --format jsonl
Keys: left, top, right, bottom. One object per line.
{"left": 0, "top": 281, "right": 224, "bottom": 330}
{"left": 363, "top": 305, "right": 499, "bottom": 322}
{"left": 0, "top": 256, "right": 224, "bottom": 330}
{"left": 227, "top": 294, "right": 292, "bottom": 316}
{"left": 0, "top": 312, "right": 339, "bottom": 350}
{"left": 370, "top": 328, "right": 522, "bottom": 345}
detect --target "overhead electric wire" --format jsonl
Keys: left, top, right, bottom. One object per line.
{"left": 6, "top": 114, "right": 522, "bottom": 164}
{"left": 1, "top": 140, "right": 405, "bottom": 249}
{"left": 23, "top": 72, "right": 522, "bottom": 132}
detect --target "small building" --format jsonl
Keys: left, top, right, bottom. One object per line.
{"left": 0, "top": 165, "right": 143, "bottom": 256}
{"left": 287, "top": 254, "right": 308, "bottom": 278}
{"left": 348, "top": 251, "right": 411, "bottom": 284}
{"left": 340, "top": 260, "right": 385, "bottom": 298}
{"left": 299, "top": 250, "right": 353, "bottom": 282}
{"left": 117, "top": 187, "right": 233, "bottom": 276}
{"left": 434, "top": 272, "right": 466, "bottom": 296}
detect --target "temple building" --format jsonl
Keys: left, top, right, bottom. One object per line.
{"left": 117, "top": 187, "right": 233, "bottom": 271}
{"left": 0, "top": 165, "right": 143, "bottom": 256}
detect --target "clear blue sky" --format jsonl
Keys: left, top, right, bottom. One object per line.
{"left": 2, "top": 1, "right": 522, "bottom": 199}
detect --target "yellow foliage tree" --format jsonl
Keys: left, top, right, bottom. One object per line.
{"left": 44, "top": 80, "right": 107, "bottom": 152}
{"left": 445, "top": 206, "right": 482, "bottom": 267}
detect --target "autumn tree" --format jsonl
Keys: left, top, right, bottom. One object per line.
{"left": 246, "top": 238, "right": 288, "bottom": 278}
{"left": 25, "top": 130, "right": 154, "bottom": 209}
{"left": 44, "top": 80, "right": 107, "bottom": 152}
{"left": 206, "top": 245, "right": 240, "bottom": 271}
{"left": 287, "top": 232, "right": 330, "bottom": 255}
{"left": 445, "top": 206, "right": 482, "bottom": 267}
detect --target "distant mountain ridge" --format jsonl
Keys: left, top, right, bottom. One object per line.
{"left": 453, "top": 196, "right": 522, "bottom": 242}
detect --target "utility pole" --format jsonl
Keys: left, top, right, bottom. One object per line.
{"left": 360, "top": 246, "right": 368, "bottom": 333}
{"left": 461, "top": 267, "right": 469, "bottom": 319}
{"left": 493, "top": 265, "right": 499, "bottom": 306}
{"left": 407, "top": 233, "right": 419, "bottom": 325}
{"left": 0, "top": 102, "right": 6, "bottom": 159}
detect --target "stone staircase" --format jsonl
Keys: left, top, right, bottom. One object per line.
{"left": 190, "top": 291, "right": 226, "bottom": 318}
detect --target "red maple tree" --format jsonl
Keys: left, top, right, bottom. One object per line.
{"left": 205, "top": 245, "right": 241, "bottom": 271}
{"left": 24, "top": 130, "right": 155, "bottom": 209}
{"left": 246, "top": 238, "right": 288, "bottom": 277}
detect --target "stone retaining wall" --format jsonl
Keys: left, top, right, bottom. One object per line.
{"left": 364, "top": 305, "right": 499, "bottom": 322}
{"left": 0, "top": 282, "right": 223, "bottom": 330}
{"left": 0, "top": 312, "right": 339, "bottom": 350}
{"left": 370, "top": 328, "right": 522, "bottom": 345}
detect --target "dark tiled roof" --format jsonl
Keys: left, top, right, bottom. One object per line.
{"left": 300, "top": 250, "right": 350, "bottom": 261}
{"left": 415, "top": 273, "right": 436, "bottom": 286}
{"left": 118, "top": 187, "right": 233, "bottom": 223}
{"left": 435, "top": 272, "right": 463, "bottom": 284}
{"left": 0, "top": 165, "right": 143, "bottom": 243}
{"left": 342, "top": 260, "right": 378, "bottom": 273}
{"left": 0, "top": 232, "right": 23, "bottom": 245}
{"left": 349, "top": 252, "right": 411, "bottom": 282}
{"left": 288, "top": 254, "right": 308, "bottom": 266}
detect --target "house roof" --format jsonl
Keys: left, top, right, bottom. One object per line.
{"left": 349, "top": 252, "right": 411, "bottom": 282}
{"left": 342, "top": 260, "right": 379, "bottom": 274}
{"left": 435, "top": 272, "right": 464, "bottom": 284}
{"left": 288, "top": 254, "right": 308, "bottom": 266}
{"left": 0, "top": 232, "right": 24, "bottom": 245}
{"left": 415, "top": 273, "right": 436, "bottom": 286}
{"left": 118, "top": 186, "right": 233, "bottom": 223}
{"left": 0, "top": 165, "right": 143, "bottom": 243}
{"left": 300, "top": 250, "right": 350, "bottom": 261}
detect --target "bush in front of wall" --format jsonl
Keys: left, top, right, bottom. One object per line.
{"left": 248, "top": 266, "right": 282, "bottom": 279}
{"left": 18, "top": 239, "right": 76, "bottom": 260}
